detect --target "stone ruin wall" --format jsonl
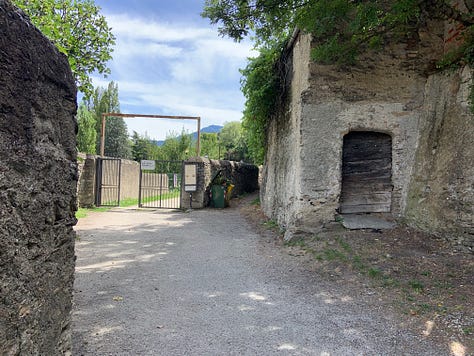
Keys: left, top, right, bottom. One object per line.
{"left": 261, "top": 33, "right": 310, "bottom": 237}
{"left": 182, "top": 157, "right": 259, "bottom": 209}
{"left": 0, "top": 1, "right": 77, "bottom": 354}
{"left": 262, "top": 16, "right": 473, "bottom": 250}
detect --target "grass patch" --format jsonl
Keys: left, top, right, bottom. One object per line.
{"left": 352, "top": 255, "right": 367, "bottom": 271}
{"left": 368, "top": 267, "right": 383, "bottom": 279}
{"left": 409, "top": 280, "right": 424, "bottom": 293}
{"left": 381, "top": 276, "right": 400, "bottom": 288}
{"left": 263, "top": 219, "right": 279, "bottom": 229}
{"left": 336, "top": 237, "right": 352, "bottom": 253}
{"left": 321, "top": 248, "right": 347, "bottom": 262}
{"left": 119, "top": 190, "right": 181, "bottom": 207}
{"left": 98, "top": 190, "right": 182, "bottom": 208}
{"left": 284, "top": 239, "right": 306, "bottom": 247}
{"left": 462, "top": 326, "right": 474, "bottom": 335}
{"left": 76, "top": 208, "right": 88, "bottom": 219}
{"left": 250, "top": 197, "right": 261, "bottom": 206}
{"left": 75, "top": 206, "right": 109, "bottom": 219}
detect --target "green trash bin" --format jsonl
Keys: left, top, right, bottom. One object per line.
{"left": 211, "top": 185, "right": 225, "bottom": 208}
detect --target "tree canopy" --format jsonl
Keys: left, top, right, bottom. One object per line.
{"left": 12, "top": 0, "right": 115, "bottom": 97}
{"left": 76, "top": 103, "right": 96, "bottom": 154}
{"left": 83, "top": 82, "right": 132, "bottom": 159}
{"left": 203, "top": 0, "right": 474, "bottom": 164}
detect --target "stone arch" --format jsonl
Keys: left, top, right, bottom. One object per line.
{"left": 339, "top": 131, "right": 393, "bottom": 214}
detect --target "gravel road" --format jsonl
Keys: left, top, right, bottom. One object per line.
{"left": 73, "top": 207, "right": 447, "bottom": 355}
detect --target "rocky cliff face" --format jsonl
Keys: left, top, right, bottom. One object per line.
{"left": 0, "top": 0, "right": 77, "bottom": 354}
{"left": 406, "top": 66, "right": 473, "bottom": 251}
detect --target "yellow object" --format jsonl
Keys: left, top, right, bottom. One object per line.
{"left": 225, "top": 184, "right": 235, "bottom": 207}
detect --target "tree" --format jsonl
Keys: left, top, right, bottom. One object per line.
{"left": 84, "top": 81, "right": 132, "bottom": 158}
{"left": 219, "top": 121, "right": 246, "bottom": 161}
{"left": 12, "top": 0, "right": 115, "bottom": 97}
{"left": 76, "top": 103, "right": 96, "bottom": 154}
{"left": 131, "top": 131, "right": 155, "bottom": 162}
{"left": 158, "top": 130, "right": 193, "bottom": 161}
{"left": 200, "top": 133, "right": 220, "bottom": 159}
{"left": 103, "top": 117, "right": 132, "bottom": 159}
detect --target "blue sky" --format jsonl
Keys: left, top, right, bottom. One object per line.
{"left": 92, "top": 0, "right": 255, "bottom": 140}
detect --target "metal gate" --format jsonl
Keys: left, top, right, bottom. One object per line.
{"left": 95, "top": 158, "right": 121, "bottom": 207}
{"left": 139, "top": 160, "right": 182, "bottom": 209}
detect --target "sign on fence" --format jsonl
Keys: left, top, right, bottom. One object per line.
{"left": 140, "top": 160, "right": 155, "bottom": 171}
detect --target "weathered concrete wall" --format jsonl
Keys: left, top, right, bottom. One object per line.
{"left": 182, "top": 157, "right": 259, "bottom": 209}
{"left": 406, "top": 66, "right": 474, "bottom": 250}
{"left": 0, "top": 1, "right": 77, "bottom": 354}
{"left": 261, "top": 33, "right": 309, "bottom": 236}
{"left": 262, "top": 18, "right": 473, "bottom": 248}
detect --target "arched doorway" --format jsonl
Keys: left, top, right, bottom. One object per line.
{"left": 340, "top": 131, "right": 393, "bottom": 214}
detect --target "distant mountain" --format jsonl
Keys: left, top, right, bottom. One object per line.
{"left": 192, "top": 125, "right": 223, "bottom": 140}
{"left": 201, "top": 125, "right": 223, "bottom": 134}
{"left": 152, "top": 125, "right": 223, "bottom": 146}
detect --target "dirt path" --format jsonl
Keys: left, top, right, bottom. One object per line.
{"left": 73, "top": 204, "right": 449, "bottom": 355}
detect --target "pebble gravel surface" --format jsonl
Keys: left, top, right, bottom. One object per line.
{"left": 73, "top": 208, "right": 448, "bottom": 355}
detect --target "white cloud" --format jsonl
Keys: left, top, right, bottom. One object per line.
{"left": 113, "top": 41, "right": 183, "bottom": 58}
{"left": 91, "top": 12, "right": 254, "bottom": 139}
{"left": 107, "top": 14, "right": 214, "bottom": 42}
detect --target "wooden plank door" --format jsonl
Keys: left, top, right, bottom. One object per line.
{"left": 340, "top": 131, "right": 392, "bottom": 213}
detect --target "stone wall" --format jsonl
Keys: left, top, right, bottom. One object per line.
{"left": 261, "top": 33, "right": 309, "bottom": 237}
{"left": 182, "top": 157, "right": 259, "bottom": 209}
{"left": 0, "top": 1, "right": 77, "bottom": 354}
{"left": 77, "top": 154, "right": 96, "bottom": 208}
{"left": 261, "top": 19, "right": 473, "bottom": 249}
{"left": 405, "top": 66, "right": 474, "bottom": 250}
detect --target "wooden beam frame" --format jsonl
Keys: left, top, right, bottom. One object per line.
{"left": 100, "top": 113, "right": 201, "bottom": 157}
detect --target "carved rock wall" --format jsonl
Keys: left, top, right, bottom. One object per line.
{"left": 262, "top": 21, "right": 473, "bottom": 249}
{"left": 0, "top": 1, "right": 77, "bottom": 354}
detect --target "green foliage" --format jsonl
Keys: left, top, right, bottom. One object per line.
{"left": 104, "top": 118, "right": 132, "bottom": 159}
{"left": 219, "top": 121, "right": 247, "bottom": 161}
{"left": 76, "top": 103, "right": 96, "bottom": 154}
{"left": 200, "top": 132, "right": 220, "bottom": 159}
{"left": 83, "top": 81, "right": 132, "bottom": 159}
{"left": 409, "top": 279, "right": 424, "bottom": 293}
{"left": 118, "top": 190, "right": 180, "bottom": 207}
{"left": 12, "top": 0, "right": 115, "bottom": 97}
{"left": 162, "top": 130, "right": 193, "bottom": 160}
{"left": 76, "top": 206, "right": 109, "bottom": 219}
{"left": 368, "top": 267, "right": 383, "bottom": 279}
{"left": 250, "top": 197, "right": 260, "bottom": 206}
{"left": 131, "top": 129, "right": 201, "bottom": 163}
{"left": 131, "top": 131, "right": 153, "bottom": 162}
{"left": 202, "top": 0, "right": 295, "bottom": 43}
{"left": 241, "top": 40, "right": 286, "bottom": 164}
{"left": 263, "top": 219, "right": 279, "bottom": 229}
